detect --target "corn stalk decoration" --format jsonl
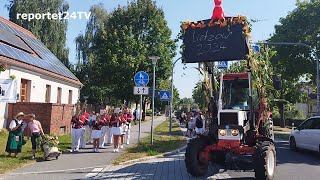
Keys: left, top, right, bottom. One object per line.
{"left": 249, "top": 47, "right": 276, "bottom": 135}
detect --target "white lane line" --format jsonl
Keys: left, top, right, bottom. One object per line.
{"left": 6, "top": 165, "right": 108, "bottom": 176}
{"left": 85, "top": 168, "right": 103, "bottom": 178}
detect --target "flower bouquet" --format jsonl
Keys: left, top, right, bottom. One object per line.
{"left": 37, "top": 134, "right": 61, "bottom": 160}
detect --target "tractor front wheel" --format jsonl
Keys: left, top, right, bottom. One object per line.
{"left": 185, "top": 137, "right": 209, "bottom": 177}
{"left": 254, "top": 141, "right": 276, "bottom": 180}
{"left": 211, "top": 151, "right": 225, "bottom": 165}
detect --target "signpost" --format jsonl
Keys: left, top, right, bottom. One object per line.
{"left": 133, "top": 86, "right": 149, "bottom": 95}
{"left": 134, "top": 71, "right": 149, "bottom": 86}
{"left": 218, "top": 61, "right": 228, "bottom": 69}
{"left": 134, "top": 71, "right": 149, "bottom": 143}
{"left": 160, "top": 90, "right": 170, "bottom": 101}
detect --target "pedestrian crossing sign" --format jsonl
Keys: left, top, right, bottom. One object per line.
{"left": 159, "top": 90, "right": 170, "bottom": 101}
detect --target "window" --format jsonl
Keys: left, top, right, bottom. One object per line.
{"left": 45, "top": 85, "right": 51, "bottom": 103}
{"left": 57, "top": 87, "right": 62, "bottom": 104}
{"left": 222, "top": 79, "right": 249, "bottom": 110}
{"left": 310, "top": 118, "right": 320, "bottom": 129}
{"left": 60, "top": 126, "right": 66, "bottom": 134}
{"left": 20, "top": 79, "right": 30, "bottom": 102}
{"left": 299, "top": 119, "right": 314, "bottom": 130}
{"left": 68, "top": 90, "right": 72, "bottom": 104}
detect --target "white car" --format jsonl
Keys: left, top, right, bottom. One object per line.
{"left": 289, "top": 116, "right": 320, "bottom": 152}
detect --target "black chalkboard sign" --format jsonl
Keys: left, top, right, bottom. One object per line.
{"left": 182, "top": 19, "right": 249, "bottom": 63}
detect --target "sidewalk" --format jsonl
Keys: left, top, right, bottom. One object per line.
{"left": 1, "top": 116, "right": 166, "bottom": 180}
{"left": 83, "top": 123, "right": 230, "bottom": 180}
{"left": 84, "top": 152, "right": 231, "bottom": 180}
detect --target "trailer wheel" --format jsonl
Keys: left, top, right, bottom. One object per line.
{"left": 185, "top": 137, "right": 209, "bottom": 177}
{"left": 254, "top": 141, "right": 276, "bottom": 180}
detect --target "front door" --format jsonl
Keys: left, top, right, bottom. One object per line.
{"left": 20, "top": 79, "right": 29, "bottom": 102}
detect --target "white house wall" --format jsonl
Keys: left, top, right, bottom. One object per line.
{"left": 0, "top": 66, "right": 80, "bottom": 128}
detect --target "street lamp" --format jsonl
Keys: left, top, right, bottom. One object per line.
{"left": 149, "top": 56, "right": 160, "bottom": 145}
{"left": 256, "top": 42, "right": 320, "bottom": 114}
{"left": 170, "top": 57, "right": 182, "bottom": 134}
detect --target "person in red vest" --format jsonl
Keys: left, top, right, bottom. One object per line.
{"left": 119, "top": 110, "right": 127, "bottom": 149}
{"left": 90, "top": 115, "right": 103, "bottom": 152}
{"left": 80, "top": 112, "right": 90, "bottom": 149}
{"left": 110, "top": 110, "right": 121, "bottom": 152}
{"left": 125, "top": 109, "right": 133, "bottom": 145}
{"left": 70, "top": 112, "right": 84, "bottom": 152}
{"left": 99, "top": 112, "right": 110, "bottom": 148}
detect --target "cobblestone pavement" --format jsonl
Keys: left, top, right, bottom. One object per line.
{"left": 84, "top": 152, "right": 231, "bottom": 180}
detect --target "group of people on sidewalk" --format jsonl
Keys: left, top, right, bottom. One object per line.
{"left": 70, "top": 107, "right": 133, "bottom": 153}
{"left": 5, "top": 112, "right": 45, "bottom": 159}
{"left": 185, "top": 111, "right": 206, "bottom": 138}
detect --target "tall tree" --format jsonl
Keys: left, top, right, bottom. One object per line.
{"left": 7, "top": 0, "right": 70, "bottom": 67}
{"left": 92, "top": 0, "right": 176, "bottom": 107}
{"left": 269, "top": 0, "right": 320, "bottom": 83}
{"left": 192, "top": 81, "right": 208, "bottom": 111}
{"left": 74, "top": 4, "right": 110, "bottom": 104}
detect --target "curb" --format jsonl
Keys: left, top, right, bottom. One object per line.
{"left": 117, "top": 121, "right": 188, "bottom": 166}
{"left": 118, "top": 144, "right": 187, "bottom": 165}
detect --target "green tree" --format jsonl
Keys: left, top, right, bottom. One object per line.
{"left": 92, "top": 0, "right": 176, "bottom": 108}
{"left": 177, "top": 97, "right": 198, "bottom": 113}
{"left": 74, "top": 1, "right": 177, "bottom": 109}
{"left": 7, "top": 0, "right": 70, "bottom": 67}
{"left": 269, "top": 0, "right": 320, "bottom": 83}
{"left": 74, "top": 4, "right": 110, "bottom": 104}
{"left": 192, "top": 81, "right": 208, "bottom": 111}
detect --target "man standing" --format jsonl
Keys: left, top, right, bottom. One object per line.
{"left": 71, "top": 113, "right": 84, "bottom": 152}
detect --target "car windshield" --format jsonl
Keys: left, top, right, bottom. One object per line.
{"left": 222, "top": 79, "right": 250, "bottom": 110}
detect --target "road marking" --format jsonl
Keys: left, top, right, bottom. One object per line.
{"left": 85, "top": 168, "right": 103, "bottom": 179}
{"left": 6, "top": 165, "right": 108, "bottom": 176}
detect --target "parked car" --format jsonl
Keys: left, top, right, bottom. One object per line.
{"left": 289, "top": 116, "right": 320, "bottom": 152}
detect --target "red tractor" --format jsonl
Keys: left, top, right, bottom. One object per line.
{"left": 181, "top": 2, "right": 281, "bottom": 179}
{"left": 185, "top": 62, "right": 281, "bottom": 179}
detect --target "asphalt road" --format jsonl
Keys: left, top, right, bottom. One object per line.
{"left": 223, "top": 140, "right": 320, "bottom": 180}
{"left": 2, "top": 122, "right": 320, "bottom": 180}
{"left": 0, "top": 116, "right": 166, "bottom": 180}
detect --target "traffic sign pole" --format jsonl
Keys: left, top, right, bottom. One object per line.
{"left": 138, "top": 94, "right": 142, "bottom": 144}
{"left": 134, "top": 71, "right": 150, "bottom": 144}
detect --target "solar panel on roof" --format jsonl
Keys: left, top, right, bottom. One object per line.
{"left": 0, "top": 20, "right": 79, "bottom": 81}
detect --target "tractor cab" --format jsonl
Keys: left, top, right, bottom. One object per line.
{"left": 216, "top": 73, "right": 255, "bottom": 142}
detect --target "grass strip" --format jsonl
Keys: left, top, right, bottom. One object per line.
{"left": 112, "top": 120, "right": 186, "bottom": 165}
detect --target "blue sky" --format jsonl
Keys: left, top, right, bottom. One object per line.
{"left": 0, "top": 0, "right": 297, "bottom": 98}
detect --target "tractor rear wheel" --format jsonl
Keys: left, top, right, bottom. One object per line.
{"left": 254, "top": 141, "right": 276, "bottom": 180}
{"left": 185, "top": 137, "right": 209, "bottom": 176}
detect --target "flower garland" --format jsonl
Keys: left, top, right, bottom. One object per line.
{"left": 181, "top": 15, "right": 251, "bottom": 39}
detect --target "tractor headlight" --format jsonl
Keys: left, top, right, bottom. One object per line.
{"left": 231, "top": 129, "right": 239, "bottom": 136}
{"left": 219, "top": 129, "right": 226, "bottom": 136}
